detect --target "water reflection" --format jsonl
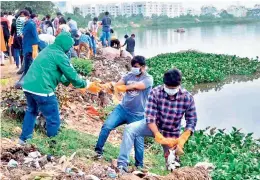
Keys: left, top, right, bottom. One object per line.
{"left": 193, "top": 75, "right": 260, "bottom": 137}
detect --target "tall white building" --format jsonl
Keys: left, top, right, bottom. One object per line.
{"left": 77, "top": 2, "right": 183, "bottom": 18}
{"left": 227, "top": 5, "right": 248, "bottom": 17}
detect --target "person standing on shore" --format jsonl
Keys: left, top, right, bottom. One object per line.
{"left": 88, "top": 17, "right": 99, "bottom": 57}
{"left": 101, "top": 12, "right": 111, "bottom": 47}
{"left": 122, "top": 34, "right": 136, "bottom": 56}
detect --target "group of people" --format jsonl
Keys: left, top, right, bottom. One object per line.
{"left": 1, "top": 7, "right": 197, "bottom": 174}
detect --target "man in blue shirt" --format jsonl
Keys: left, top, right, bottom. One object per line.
{"left": 95, "top": 56, "right": 153, "bottom": 170}
{"left": 67, "top": 17, "right": 78, "bottom": 38}
{"left": 101, "top": 12, "right": 111, "bottom": 47}
{"left": 22, "top": 10, "right": 39, "bottom": 75}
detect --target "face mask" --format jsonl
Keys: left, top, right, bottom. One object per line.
{"left": 131, "top": 67, "right": 141, "bottom": 75}
{"left": 164, "top": 85, "right": 179, "bottom": 96}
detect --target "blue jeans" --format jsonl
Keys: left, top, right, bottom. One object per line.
{"left": 117, "top": 120, "right": 170, "bottom": 169}
{"left": 13, "top": 48, "right": 20, "bottom": 67}
{"left": 20, "top": 92, "right": 60, "bottom": 141}
{"left": 101, "top": 31, "right": 111, "bottom": 47}
{"left": 95, "top": 104, "right": 144, "bottom": 167}
{"left": 24, "top": 52, "right": 33, "bottom": 75}
{"left": 91, "top": 36, "right": 96, "bottom": 55}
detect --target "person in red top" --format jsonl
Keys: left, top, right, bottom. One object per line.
{"left": 31, "top": 14, "right": 41, "bottom": 31}
{"left": 0, "top": 12, "right": 10, "bottom": 56}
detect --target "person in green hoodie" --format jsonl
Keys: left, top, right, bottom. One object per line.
{"left": 19, "top": 32, "right": 101, "bottom": 144}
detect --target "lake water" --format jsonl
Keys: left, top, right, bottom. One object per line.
{"left": 117, "top": 23, "right": 260, "bottom": 58}
{"left": 116, "top": 23, "right": 260, "bottom": 137}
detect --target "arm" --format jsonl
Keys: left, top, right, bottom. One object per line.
{"left": 184, "top": 97, "right": 197, "bottom": 133}
{"left": 122, "top": 39, "right": 127, "bottom": 47}
{"left": 30, "top": 22, "right": 39, "bottom": 45}
{"left": 57, "top": 55, "right": 87, "bottom": 88}
{"left": 146, "top": 90, "right": 158, "bottom": 132}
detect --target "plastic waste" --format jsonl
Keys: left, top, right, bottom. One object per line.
{"left": 8, "top": 159, "right": 18, "bottom": 168}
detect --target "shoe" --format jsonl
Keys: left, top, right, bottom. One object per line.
{"left": 117, "top": 165, "right": 127, "bottom": 175}
{"left": 18, "top": 139, "right": 26, "bottom": 146}
{"left": 94, "top": 153, "right": 103, "bottom": 160}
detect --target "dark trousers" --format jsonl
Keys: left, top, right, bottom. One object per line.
{"left": 24, "top": 52, "right": 33, "bottom": 75}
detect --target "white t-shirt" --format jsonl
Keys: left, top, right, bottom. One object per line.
{"left": 59, "top": 24, "right": 70, "bottom": 33}
{"left": 88, "top": 21, "right": 99, "bottom": 33}
{"left": 46, "top": 27, "right": 55, "bottom": 36}
{"left": 39, "top": 34, "right": 55, "bottom": 45}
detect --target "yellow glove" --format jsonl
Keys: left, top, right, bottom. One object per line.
{"left": 8, "top": 36, "right": 13, "bottom": 47}
{"left": 80, "top": 81, "right": 102, "bottom": 94}
{"left": 155, "top": 132, "right": 178, "bottom": 147}
{"left": 176, "top": 130, "right": 192, "bottom": 156}
{"left": 115, "top": 85, "right": 127, "bottom": 93}
{"left": 32, "top": 45, "right": 38, "bottom": 59}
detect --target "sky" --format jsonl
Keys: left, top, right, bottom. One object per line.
{"left": 68, "top": 0, "right": 259, "bottom": 10}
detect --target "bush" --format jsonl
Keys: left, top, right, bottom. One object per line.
{"left": 71, "top": 58, "right": 93, "bottom": 76}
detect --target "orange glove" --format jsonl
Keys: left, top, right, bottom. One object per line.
{"left": 80, "top": 81, "right": 102, "bottom": 94}
{"left": 101, "top": 82, "right": 114, "bottom": 94}
{"left": 115, "top": 85, "right": 127, "bottom": 93}
{"left": 176, "top": 130, "right": 192, "bottom": 156}
{"left": 155, "top": 132, "right": 178, "bottom": 147}
{"left": 8, "top": 36, "right": 13, "bottom": 47}
{"left": 32, "top": 45, "right": 38, "bottom": 59}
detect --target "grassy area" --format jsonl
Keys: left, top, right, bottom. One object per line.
{"left": 147, "top": 51, "right": 260, "bottom": 90}
{"left": 1, "top": 117, "right": 119, "bottom": 162}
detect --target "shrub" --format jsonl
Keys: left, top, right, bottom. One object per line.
{"left": 71, "top": 58, "right": 93, "bottom": 76}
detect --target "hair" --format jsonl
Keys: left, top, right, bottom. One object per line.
{"left": 59, "top": 17, "right": 66, "bottom": 25}
{"left": 30, "top": 13, "right": 37, "bottom": 19}
{"left": 124, "top": 34, "right": 129, "bottom": 39}
{"left": 8, "top": 12, "right": 12, "bottom": 15}
{"left": 131, "top": 56, "right": 146, "bottom": 67}
{"left": 57, "top": 12, "right": 62, "bottom": 16}
{"left": 85, "top": 32, "right": 91, "bottom": 36}
{"left": 93, "top": 17, "right": 98, "bottom": 21}
{"left": 75, "top": 34, "right": 80, "bottom": 38}
{"left": 45, "top": 20, "right": 54, "bottom": 36}
{"left": 24, "top": 7, "right": 32, "bottom": 15}
{"left": 42, "top": 17, "right": 46, "bottom": 21}
{"left": 67, "top": 17, "right": 71, "bottom": 21}
{"left": 20, "top": 10, "right": 30, "bottom": 17}
{"left": 46, "top": 14, "right": 51, "bottom": 20}
{"left": 3, "top": 12, "right": 7, "bottom": 15}
{"left": 105, "top": 12, "right": 109, "bottom": 15}
{"left": 131, "top": 34, "right": 135, "bottom": 37}
{"left": 163, "top": 69, "right": 182, "bottom": 87}
{"left": 110, "top": 29, "right": 114, "bottom": 33}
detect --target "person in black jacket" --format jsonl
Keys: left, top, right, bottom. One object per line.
{"left": 11, "top": 18, "right": 22, "bottom": 68}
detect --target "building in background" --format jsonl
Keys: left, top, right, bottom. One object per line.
{"left": 185, "top": 8, "right": 201, "bottom": 16}
{"left": 201, "top": 6, "right": 218, "bottom": 16}
{"left": 77, "top": 2, "right": 183, "bottom": 18}
{"left": 54, "top": 1, "right": 73, "bottom": 14}
{"left": 227, "top": 5, "right": 248, "bottom": 17}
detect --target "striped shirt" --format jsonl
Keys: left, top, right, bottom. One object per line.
{"left": 16, "top": 16, "right": 26, "bottom": 36}
{"left": 146, "top": 85, "right": 197, "bottom": 138}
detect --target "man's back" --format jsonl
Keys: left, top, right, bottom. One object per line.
{"left": 125, "top": 37, "right": 135, "bottom": 53}
{"left": 102, "top": 16, "right": 111, "bottom": 32}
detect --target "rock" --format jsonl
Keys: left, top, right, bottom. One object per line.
{"left": 7, "top": 159, "right": 18, "bottom": 168}
{"left": 101, "top": 47, "right": 120, "bottom": 60}
{"left": 28, "top": 151, "right": 41, "bottom": 159}
{"left": 120, "top": 50, "right": 133, "bottom": 59}
{"left": 120, "top": 174, "right": 142, "bottom": 180}
{"left": 85, "top": 175, "right": 100, "bottom": 180}
{"left": 107, "top": 167, "right": 117, "bottom": 178}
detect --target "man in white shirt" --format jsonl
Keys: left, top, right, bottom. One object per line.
{"left": 87, "top": 17, "right": 99, "bottom": 57}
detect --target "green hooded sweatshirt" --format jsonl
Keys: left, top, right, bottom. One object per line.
{"left": 22, "top": 32, "right": 87, "bottom": 94}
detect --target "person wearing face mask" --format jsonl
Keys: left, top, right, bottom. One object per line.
{"left": 18, "top": 32, "right": 102, "bottom": 145}
{"left": 116, "top": 68, "right": 198, "bottom": 174}
{"left": 94, "top": 56, "right": 153, "bottom": 165}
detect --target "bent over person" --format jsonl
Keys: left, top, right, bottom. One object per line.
{"left": 95, "top": 56, "right": 153, "bottom": 169}
{"left": 117, "top": 69, "right": 198, "bottom": 173}
{"left": 19, "top": 32, "right": 101, "bottom": 144}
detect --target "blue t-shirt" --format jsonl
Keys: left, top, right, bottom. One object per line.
{"left": 121, "top": 72, "right": 153, "bottom": 116}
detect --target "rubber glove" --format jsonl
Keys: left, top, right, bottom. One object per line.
{"left": 175, "top": 130, "right": 191, "bottom": 156}
{"left": 32, "top": 45, "right": 38, "bottom": 59}
{"left": 155, "top": 132, "right": 178, "bottom": 147}
{"left": 115, "top": 85, "right": 127, "bottom": 92}
{"left": 80, "top": 81, "right": 102, "bottom": 94}
{"left": 101, "top": 82, "right": 114, "bottom": 94}
{"left": 8, "top": 36, "right": 13, "bottom": 47}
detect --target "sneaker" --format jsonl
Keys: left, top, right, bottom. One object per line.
{"left": 94, "top": 153, "right": 103, "bottom": 160}
{"left": 18, "top": 139, "right": 26, "bottom": 146}
{"left": 117, "top": 165, "right": 127, "bottom": 175}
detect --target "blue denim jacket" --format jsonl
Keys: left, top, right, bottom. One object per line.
{"left": 22, "top": 19, "right": 39, "bottom": 55}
